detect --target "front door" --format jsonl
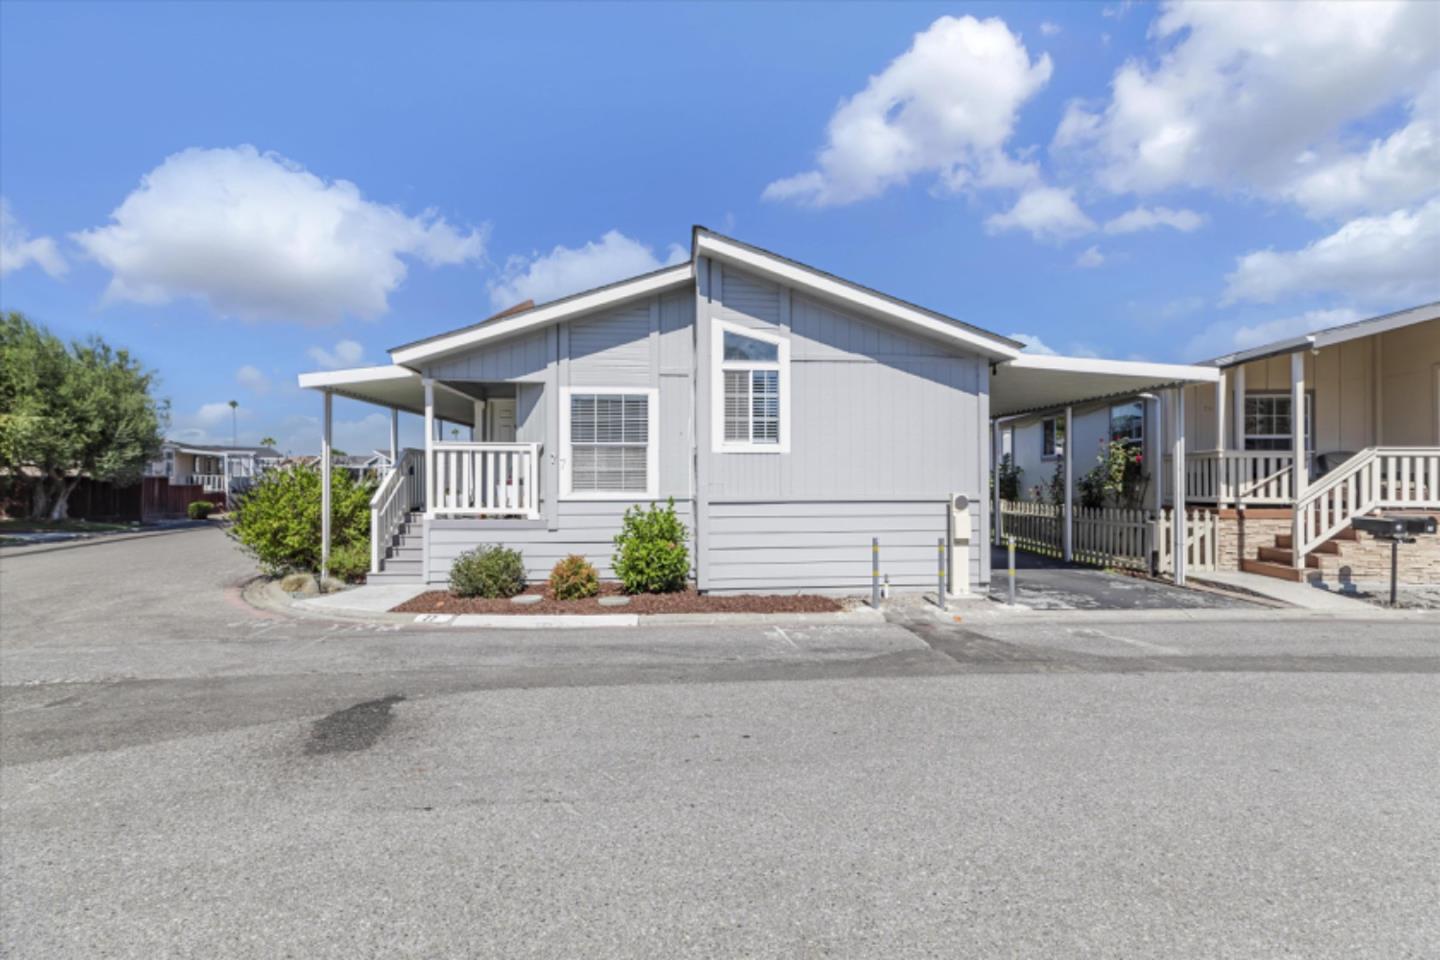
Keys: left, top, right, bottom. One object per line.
{"left": 489, "top": 399, "right": 517, "bottom": 442}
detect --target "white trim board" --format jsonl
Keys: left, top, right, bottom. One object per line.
{"left": 390, "top": 265, "right": 694, "bottom": 367}
{"left": 710, "top": 319, "right": 791, "bottom": 454}
{"left": 694, "top": 232, "right": 1022, "bottom": 361}
{"left": 558, "top": 386, "right": 660, "bottom": 501}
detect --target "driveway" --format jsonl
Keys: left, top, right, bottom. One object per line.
{"left": 3, "top": 528, "right": 1438, "bottom": 959}
{"left": 989, "top": 544, "right": 1262, "bottom": 610}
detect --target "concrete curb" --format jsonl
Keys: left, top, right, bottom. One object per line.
{"left": 952, "top": 602, "right": 1435, "bottom": 624}
{"left": 244, "top": 578, "right": 891, "bottom": 629}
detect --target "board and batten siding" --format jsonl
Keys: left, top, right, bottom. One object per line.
{"left": 426, "top": 500, "right": 696, "bottom": 585}
{"left": 697, "top": 260, "right": 990, "bottom": 590}
{"left": 424, "top": 327, "right": 550, "bottom": 382}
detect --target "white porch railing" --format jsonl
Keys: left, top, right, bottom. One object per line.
{"left": 1294, "top": 447, "right": 1440, "bottom": 566}
{"left": 370, "top": 448, "right": 426, "bottom": 573}
{"left": 1164, "top": 452, "right": 1295, "bottom": 506}
{"left": 181, "top": 473, "right": 227, "bottom": 493}
{"left": 429, "top": 442, "right": 541, "bottom": 519}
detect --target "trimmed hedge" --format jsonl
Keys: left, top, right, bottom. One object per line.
{"left": 548, "top": 554, "right": 599, "bottom": 600}
{"left": 450, "top": 545, "right": 526, "bottom": 599}
{"left": 612, "top": 498, "right": 689, "bottom": 594}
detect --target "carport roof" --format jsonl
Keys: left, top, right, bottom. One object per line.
{"left": 991, "top": 354, "right": 1220, "bottom": 419}
{"left": 296, "top": 365, "right": 478, "bottom": 424}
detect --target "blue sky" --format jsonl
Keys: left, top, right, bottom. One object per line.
{"left": 2, "top": 1, "right": 1436, "bottom": 454}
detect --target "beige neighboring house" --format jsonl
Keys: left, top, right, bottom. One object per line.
{"left": 147, "top": 442, "right": 284, "bottom": 497}
{"left": 1001, "top": 302, "right": 1440, "bottom": 586}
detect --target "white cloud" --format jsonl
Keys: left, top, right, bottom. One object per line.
{"left": 1184, "top": 307, "right": 1362, "bottom": 361}
{"left": 488, "top": 230, "right": 685, "bottom": 310}
{"left": 1053, "top": 1, "right": 1440, "bottom": 209}
{"left": 235, "top": 364, "right": 270, "bottom": 395}
{"left": 306, "top": 339, "right": 365, "bottom": 370}
{"left": 1039, "top": 21, "right": 1061, "bottom": 37}
{"left": 985, "top": 186, "right": 1096, "bottom": 241}
{"left": 762, "top": 15, "right": 1053, "bottom": 206}
{"left": 1074, "top": 246, "right": 1105, "bottom": 268}
{"left": 1223, "top": 198, "right": 1440, "bottom": 304}
{"left": 1103, "top": 205, "right": 1205, "bottom": 234}
{"left": 72, "top": 145, "right": 487, "bottom": 324}
{"left": 1009, "top": 333, "right": 1057, "bottom": 355}
{"left": 0, "top": 199, "right": 67, "bottom": 278}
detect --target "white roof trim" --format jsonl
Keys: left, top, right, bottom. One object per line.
{"left": 297, "top": 365, "right": 419, "bottom": 390}
{"left": 695, "top": 233, "right": 1021, "bottom": 360}
{"left": 1208, "top": 301, "right": 1439, "bottom": 368}
{"left": 389, "top": 264, "right": 694, "bottom": 367}
{"left": 1006, "top": 354, "right": 1220, "bottom": 383}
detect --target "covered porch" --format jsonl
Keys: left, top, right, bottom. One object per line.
{"left": 297, "top": 365, "right": 545, "bottom": 579}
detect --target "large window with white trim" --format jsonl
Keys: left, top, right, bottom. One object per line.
{"left": 713, "top": 321, "right": 789, "bottom": 453}
{"left": 563, "top": 389, "right": 657, "bottom": 497}
{"left": 1109, "top": 401, "right": 1144, "bottom": 447}
{"left": 1244, "top": 393, "right": 1313, "bottom": 451}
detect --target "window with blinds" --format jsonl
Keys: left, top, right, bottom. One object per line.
{"left": 718, "top": 326, "right": 784, "bottom": 448}
{"left": 569, "top": 393, "right": 649, "bottom": 492}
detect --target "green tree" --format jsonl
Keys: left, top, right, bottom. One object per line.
{"left": 0, "top": 312, "right": 167, "bottom": 519}
{"left": 228, "top": 463, "right": 373, "bottom": 578}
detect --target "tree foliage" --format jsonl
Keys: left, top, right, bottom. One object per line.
{"left": 0, "top": 312, "right": 167, "bottom": 518}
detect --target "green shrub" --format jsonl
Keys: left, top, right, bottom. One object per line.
{"left": 187, "top": 500, "right": 215, "bottom": 520}
{"left": 228, "top": 464, "right": 374, "bottom": 576}
{"left": 612, "top": 498, "right": 689, "bottom": 594}
{"left": 995, "top": 454, "right": 1023, "bottom": 501}
{"left": 328, "top": 541, "right": 371, "bottom": 583}
{"left": 548, "top": 554, "right": 599, "bottom": 600}
{"left": 450, "top": 545, "right": 526, "bottom": 598}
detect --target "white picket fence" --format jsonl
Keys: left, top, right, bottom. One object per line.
{"left": 1157, "top": 507, "right": 1218, "bottom": 574}
{"left": 997, "top": 499, "right": 1215, "bottom": 573}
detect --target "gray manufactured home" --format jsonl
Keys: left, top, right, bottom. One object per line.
{"left": 301, "top": 228, "right": 1216, "bottom": 595}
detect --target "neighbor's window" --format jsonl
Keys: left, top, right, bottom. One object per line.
{"left": 1042, "top": 416, "right": 1065, "bottom": 458}
{"left": 568, "top": 392, "right": 651, "bottom": 494}
{"left": 715, "top": 322, "right": 788, "bottom": 452}
{"left": 1109, "top": 401, "right": 1144, "bottom": 446}
{"left": 1244, "top": 393, "right": 1313, "bottom": 451}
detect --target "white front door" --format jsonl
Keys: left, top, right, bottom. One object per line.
{"left": 489, "top": 399, "right": 517, "bottom": 442}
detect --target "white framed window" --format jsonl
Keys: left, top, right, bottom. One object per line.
{"left": 1042, "top": 416, "right": 1065, "bottom": 459}
{"left": 560, "top": 387, "right": 658, "bottom": 499}
{"left": 1244, "top": 392, "right": 1313, "bottom": 451}
{"left": 711, "top": 319, "right": 790, "bottom": 453}
{"left": 1109, "top": 400, "right": 1144, "bottom": 447}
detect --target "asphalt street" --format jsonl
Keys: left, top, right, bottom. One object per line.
{"left": 2, "top": 527, "right": 1437, "bottom": 958}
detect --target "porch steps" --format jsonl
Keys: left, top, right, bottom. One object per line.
{"left": 1243, "top": 526, "right": 1360, "bottom": 583}
{"left": 367, "top": 511, "right": 425, "bottom": 585}
{"left": 1240, "top": 558, "right": 1307, "bottom": 582}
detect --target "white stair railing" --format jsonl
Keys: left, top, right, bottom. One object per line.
{"left": 1293, "top": 446, "right": 1440, "bottom": 568}
{"left": 429, "top": 442, "right": 541, "bottom": 519}
{"left": 370, "top": 448, "right": 426, "bottom": 573}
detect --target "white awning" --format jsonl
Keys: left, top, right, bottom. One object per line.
{"left": 296, "top": 365, "right": 478, "bottom": 424}
{"left": 992, "top": 354, "right": 1219, "bottom": 419}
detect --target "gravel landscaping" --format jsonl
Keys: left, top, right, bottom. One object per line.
{"left": 392, "top": 582, "right": 844, "bottom": 615}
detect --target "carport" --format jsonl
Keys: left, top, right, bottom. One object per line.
{"left": 989, "top": 354, "right": 1221, "bottom": 585}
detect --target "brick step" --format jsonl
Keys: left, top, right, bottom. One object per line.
{"left": 1257, "top": 546, "right": 1321, "bottom": 568}
{"left": 1275, "top": 529, "right": 1355, "bottom": 550}
{"left": 1240, "top": 558, "right": 1307, "bottom": 582}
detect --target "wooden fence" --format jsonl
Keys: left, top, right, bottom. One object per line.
{"left": 998, "top": 500, "right": 1215, "bottom": 573}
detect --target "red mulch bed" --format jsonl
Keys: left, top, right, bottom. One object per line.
{"left": 391, "top": 582, "right": 843, "bottom": 615}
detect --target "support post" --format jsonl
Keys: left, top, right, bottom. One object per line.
{"left": 321, "top": 390, "right": 332, "bottom": 583}
{"left": 1007, "top": 536, "right": 1016, "bottom": 605}
{"left": 423, "top": 378, "right": 435, "bottom": 518}
{"left": 871, "top": 537, "right": 880, "bottom": 608}
{"left": 1062, "top": 405, "right": 1073, "bottom": 562}
{"left": 936, "top": 538, "right": 947, "bottom": 611}
{"left": 389, "top": 407, "right": 399, "bottom": 466}
{"left": 1151, "top": 393, "right": 1164, "bottom": 574}
{"left": 1215, "top": 371, "right": 1227, "bottom": 452}
{"left": 473, "top": 399, "right": 485, "bottom": 442}
{"left": 1172, "top": 388, "right": 1186, "bottom": 586}
{"left": 992, "top": 420, "right": 1002, "bottom": 546}
{"left": 1231, "top": 364, "right": 1246, "bottom": 452}
{"left": 1291, "top": 351, "right": 1307, "bottom": 572}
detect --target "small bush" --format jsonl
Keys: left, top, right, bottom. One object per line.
{"left": 450, "top": 545, "right": 526, "bottom": 598}
{"left": 612, "top": 498, "right": 689, "bottom": 594}
{"left": 228, "top": 464, "right": 374, "bottom": 575}
{"left": 328, "top": 541, "right": 371, "bottom": 583}
{"left": 549, "top": 554, "right": 599, "bottom": 600}
{"left": 187, "top": 500, "right": 215, "bottom": 520}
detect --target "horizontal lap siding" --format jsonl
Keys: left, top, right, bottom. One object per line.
{"left": 705, "top": 500, "right": 979, "bottom": 594}
{"left": 426, "top": 500, "right": 695, "bottom": 584}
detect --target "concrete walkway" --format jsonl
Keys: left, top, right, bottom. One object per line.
{"left": 1190, "top": 570, "right": 1373, "bottom": 611}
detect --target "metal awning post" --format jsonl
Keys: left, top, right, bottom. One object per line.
{"left": 1172, "top": 387, "right": 1186, "bottom": 586}
{"left": 389, "top": 407, "right": 399, "bottom": 466}
{"left": 1062, "top": 404, "right": 1073, "bottom": 563}
{"left": 321, "top": 390, "right": 332, "bottom": 583}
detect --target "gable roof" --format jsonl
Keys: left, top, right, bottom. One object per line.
{"left": 1205, "top": 300, "right": 1440, "bottom": 368}
{"left": 387, "top": 227, "right": 1025, "bottom": 368}
{"left": 692, "top": 227, "right": 1022, "bottom": 360}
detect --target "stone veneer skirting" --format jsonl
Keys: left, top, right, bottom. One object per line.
{"left": 1215, "top": 507, "right": 1440, "bottom": 586}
